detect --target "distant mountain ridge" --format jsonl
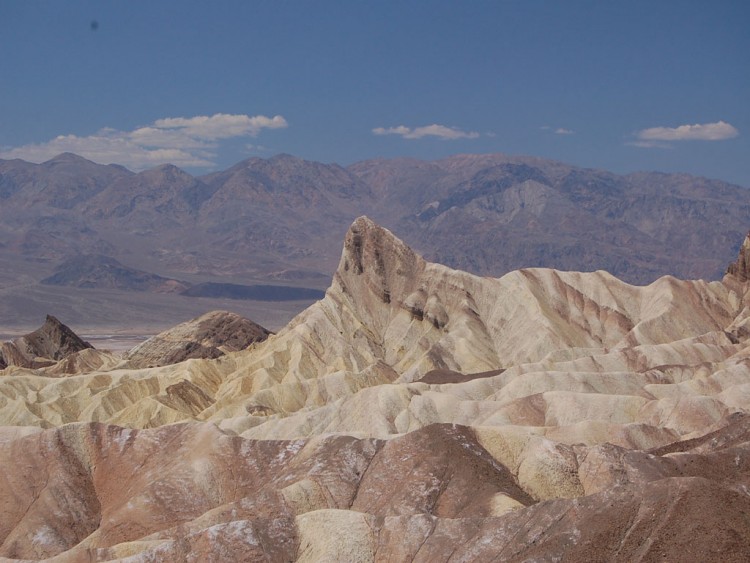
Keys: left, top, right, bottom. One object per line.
{"left": 1, "top": 151, "right": 748, "bottom": 328}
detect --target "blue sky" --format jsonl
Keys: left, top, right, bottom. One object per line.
{"left": 1, "top": 1, "right": 748, "bottom": 186}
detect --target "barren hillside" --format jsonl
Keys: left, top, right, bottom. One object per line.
{"left": 1, "top": 219, "right": 749, "bottom": 561}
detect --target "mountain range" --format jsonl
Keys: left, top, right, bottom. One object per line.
{"left": 1, "top": 218, "right": 749, "bottom": 560}
{"left": 1, "top": 151, "right": 748, "bottom": 329}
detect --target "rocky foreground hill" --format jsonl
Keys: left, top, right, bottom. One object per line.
{"left": 1, "top": 218, "right": 750, "bottom": 561}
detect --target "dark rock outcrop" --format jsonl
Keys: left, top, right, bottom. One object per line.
{"left": 123, "top": 310, "right": 271, "bottom": 368}
{"left": 0, "top": 315, "right": 92, "bottom": 368}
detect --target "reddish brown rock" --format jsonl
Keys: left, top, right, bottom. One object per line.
{"left": 417, "top": 368, "right": 505, "bottom": 384}
{"left": 1, "top": 421, "right": 749, "bottom": 561}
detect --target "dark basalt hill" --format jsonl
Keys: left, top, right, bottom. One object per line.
{"left": 20, "top": 314, "right": 92, "bottom": 359}
{"left": 41, "top": 254, "right": 189, "bottom": 293}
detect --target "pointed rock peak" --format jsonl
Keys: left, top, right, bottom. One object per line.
{"left": 49, "top": 152, "right": 85, "bottom": 161}
{"left": 236, "top": 155, "right": 264, "bottom": 165}
{"left": 726, "top": 231, "right": 750, "bottom": 282}
{"left": 150, "top": 163, "right": 182, "bottom": 172}
{"left": 340, "top": 217, "right": 412, "bottom": 273}
{"left": 139, "top": 163, "right": 193, "bottom": 181}
{"left": 44, "top": 314, "right": 64, "bottom": 328}
{"left": 337, "top": 217, "right": 425, "bottom": 305}
{"left": 17, "top": 315, "right": 92, "bottom": 362}
{"left": 44, "top": 152, "right": 94, "bottom": 165}
{"left": 269, "top": 153, "right": 300, "bottom": 163}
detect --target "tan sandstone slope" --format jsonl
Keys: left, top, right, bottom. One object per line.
{"left": 1, "top": 218, "right": 749, "bottom": 561}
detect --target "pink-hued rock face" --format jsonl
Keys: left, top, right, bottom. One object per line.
{"left": 1, "top": 219, "right": 750, "bottom": 561}
{"left": 1, "top": 419, "right": 749, "bottom": 561}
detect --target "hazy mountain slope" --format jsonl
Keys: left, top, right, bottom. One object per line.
{"left": 192, "top": 154, "right": 374, "bottom": 274}
{"left": 2, "top": 151, "right": 748, "bottom": 304}
{"left": 0, "top": 154, "right": 131, "bottom": 262}
{"left": 351, "top": 154, "right": 750, "bottom": 283}
{"left": 41, "top": 254, "right": 189, "bottom": 292}
{"left": 0, "top": 152, "right": 131, "bottom": 210}
{"left": 0, "top": 153, "right": 370, "bottom": 283}
{"left": 80, "top": 164, "right": 214, "bottom": 227}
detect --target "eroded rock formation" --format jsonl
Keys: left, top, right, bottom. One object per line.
{"left": 1, "top": 218, "right": 749, "bottom": 561}
{"left": 1, "top": 419, "right": 749, "bottom": 561}
{"left": 0, "top": 315, "right": 92, "bottom": 369}
{"left": 122, "top": 310, "right": 271, "bottom": 368}
{"left": 726, "top": 230, "right": 750, "bottom": 282}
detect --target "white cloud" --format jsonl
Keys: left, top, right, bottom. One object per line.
{"left": 373, "top": 124, "right": 480, "bottom": 140}
{"left": 540, "top": 125, "right": 574, "bottom": 135}
{"left": 626, "top": 140, "right": 673, "bottom": 149}
{"left": 153, "top": 113, "right": 287, "bottom": 139}
{"left": 636, "top": 120, "right": 739, "bottom": 142}
{"left": 0, "top": 113, "right": 288, "bottom": 171}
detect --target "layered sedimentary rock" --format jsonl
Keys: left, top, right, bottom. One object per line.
{"left": 1, "top": 418, "right": 749, "bottom": 561}
{"left": 727, "top": 231, "right": 750, "bottom": 282}
{"left": 1, "top": 217, "right": 750, "bottom": 561}
{"left": 122, "top": 310, "right": 271, "bottom": 368}
{"left": 0, "top": 315, "right": 92, "bottom": 369}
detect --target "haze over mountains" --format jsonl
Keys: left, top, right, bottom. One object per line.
{"left": 1, "top": 151, "right": 748, "bottom": 329}
{"left": 1, "top": 218, "right": 749, "bottom": 560}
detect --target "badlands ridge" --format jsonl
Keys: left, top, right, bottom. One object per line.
{"left": 1, "top": 217, "right": 750, "bottom": 561}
